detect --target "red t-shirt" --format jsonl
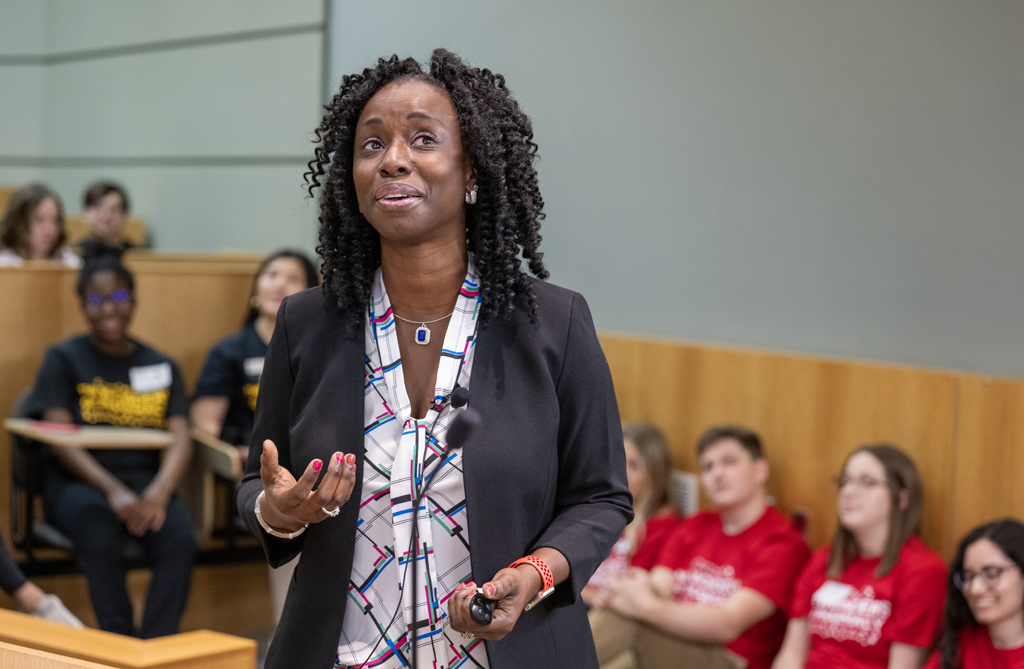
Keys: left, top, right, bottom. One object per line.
{"left": 588, "top": 514, "right": 683, "bottom": 588}
{"left": 654, "top": 507, "right": 811, "bottom": 669}
{"left": 923, "top": 626, "right": 1024, "bottom": 669}
{"left": 791, "top": 536, "right": 947, "bottom": 669}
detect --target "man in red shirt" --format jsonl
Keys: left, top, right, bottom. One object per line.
{"left": 592, "top": 425, "right": 810, "bottom": 669}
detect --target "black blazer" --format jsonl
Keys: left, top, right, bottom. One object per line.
{"left": 238, "top": 278, "right": 632, "bottom": 669}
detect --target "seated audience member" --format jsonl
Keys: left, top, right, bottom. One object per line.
{"left": 593, "top": 425, "right": 810, "bottom": 669}
{"left": 79, "top": 181, "right": 133, "bottom": 261}
{"left": 191, "top": 249, "right": 318, "bottom": 626}
{"left": 0, "top": 184, "right": 81, "bottom": 267}
{"left": 27, "top": 256, "right": 195, "bottom": 638}
{"left": 191, "top": 249, "right": 320, "bottom": 456}
{"left": 772, "top": 444, "right": 947, "bottom": 669}
{"left": 583, "top": 422, "right": 682, "bottom": 606}
{"left": 1, "top": 531, "right": 84, "bottom": 627}
{"left": 925, "top": 519, "right": 1024, "bottom": 669}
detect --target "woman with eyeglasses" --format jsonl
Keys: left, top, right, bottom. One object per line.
{"left": 924, "top": 519, "right": 1024, "bottom": 669}
{"left": 27, "top": 256, "right": 195, "bottom": 637}
{"left": 772, "top": 444, "right": 947, "bottom": 669}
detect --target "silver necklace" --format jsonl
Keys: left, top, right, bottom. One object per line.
{"left": 393, "top": 310, "right": 454, "bottom": 345}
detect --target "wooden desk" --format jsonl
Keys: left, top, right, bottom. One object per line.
{"left": 0, "top": 609, "right": 256, "bottom": 669}
{"left": 5, "top": 418, "right": 172, "bottom": 449}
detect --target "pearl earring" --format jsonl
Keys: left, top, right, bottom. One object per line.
{"left": 250, "top": 295, "right": 261, "bottom": 308}
{"left": 465, "top": 185, "right": 478, "bottom": 205}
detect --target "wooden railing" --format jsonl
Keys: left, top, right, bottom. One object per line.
{"left": 0, "top": 609, "right": 255, "bottom": 669}
{"left": 0, "top": 640, "right": 117, "bottom": 669}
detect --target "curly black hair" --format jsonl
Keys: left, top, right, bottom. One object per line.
{"left": 304, "top": 48, "right": 548, "bottom": 324}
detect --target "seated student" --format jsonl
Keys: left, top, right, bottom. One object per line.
{"left": 0, "top": 184, "right": 81, "bottom": 267}
{"left": 27, "top": 256, "right": 195, "bottom": 638}
{"left": 191, "top": 249, "right": 320, "bottom": 457}
{"left": 772, "top": 444, "right": 947, "bottom": 669}
{"left": 79, "top": 181, "right": 133, "bottom": 261}
{"left": 583, "top": 422, "right": 682, "bottom": 606}
{"left": 593, "top": 425, "right": 811, "bottom": 669}
{"left": 0, "top": 531, "right": 84, "bottom": 627}
{"left": 926, "top": 519, "right": 1024, "bottom": 669}
{"left": 191, "top": 249, "right": 318, "bottom": 625}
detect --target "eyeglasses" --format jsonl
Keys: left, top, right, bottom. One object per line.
{"left": 832, "top": 475, "right": 887, "bottom": 491}
{"left": 84, "top": 290, "right": 130, "bottom": 312}
{"left": 954, "top": 564, "right": 1020, "bottom": 592}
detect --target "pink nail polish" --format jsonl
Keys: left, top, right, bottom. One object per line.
{"left": 484, "top": 583, "right": 495, "bottom": 597}
{"left": 346, "top": 453, "right": 356, "bottom": 466}
{"left": 336, "top": 453, "right": 344, "bottom": 465}
{"left": 312, "top": 460, "right": 322, "bottom": 472}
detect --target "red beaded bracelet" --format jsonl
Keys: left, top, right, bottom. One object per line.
{"left": 509, "top": 556, "right": 556, "bottom": 611}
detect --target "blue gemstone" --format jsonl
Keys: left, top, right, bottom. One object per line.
{"left": 417, "top": 330, "right": 426, "bottom": 342}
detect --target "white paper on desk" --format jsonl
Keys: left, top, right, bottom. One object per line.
{"left": 243, "top": 356, "right": 265, "bottom": 378}
{"left": 129, "top": 362, "right": 172, "bottom": 393}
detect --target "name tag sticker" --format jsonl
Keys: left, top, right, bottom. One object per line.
{"left": 129, "top": 362, "right": 172, "bottom": 393}
{"left": 812, "top": 580, "right": 854, "bottom": 606}
{"left": 243, "top": 356, "right": 265, "bottom": 378}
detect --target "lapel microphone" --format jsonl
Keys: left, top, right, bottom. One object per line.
{"left": 450, "top": 386, "right": 470, "bottom": 409}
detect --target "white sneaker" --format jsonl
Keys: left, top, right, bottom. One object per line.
{"left": 33, "top": 594, "right": 85, "bottom": 628}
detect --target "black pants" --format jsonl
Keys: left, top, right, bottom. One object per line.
{"left": 0, "top": 533, "right": 28, "bottom": 595}
{"left": 44, "top": 473, "right": 196, "bottom": 638}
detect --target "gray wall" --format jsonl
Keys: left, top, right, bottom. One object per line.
{"left": 0, "top": 0, "right": 325, "bottom": 252}
{"left": 0, "top": 1, "right": 46, "bottom": 185}
{"left": 330, "top": 0, "right": 1024, "bottom": 378}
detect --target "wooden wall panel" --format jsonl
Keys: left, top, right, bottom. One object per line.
{"left": 951, "top": 376, "right": 1024, "bottom": 546}
{"left": 601, "top": 334, "right": 959, "bottom": 554}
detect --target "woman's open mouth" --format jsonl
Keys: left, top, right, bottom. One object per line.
{"left": 375, "top": 183, "right": 424, "bottom": 209}
{"left": 377, "top": 193, "right": 422, "bottom": 209}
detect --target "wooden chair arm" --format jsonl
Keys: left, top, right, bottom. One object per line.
{"left": 190, "top": 430, "right": 243, "bottom": 480}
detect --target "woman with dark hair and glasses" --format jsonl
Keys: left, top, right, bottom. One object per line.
{"left": 27, "top": 256, "right": 195, "bottom": 637}
{"left": 773, "top": 444, "right": 947, "bottom": 669}
{"left": 237, "top": 49, "right": 631, "bottom": 669}
{"left": 191, "top": 249, "right": 318, "bottom": 625}
{"left": 924, "top": 519, "right": 1024, "bottom": 668}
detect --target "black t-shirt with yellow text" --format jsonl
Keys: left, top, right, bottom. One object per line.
{"left": 193, "top": 323, "right": 266, "bottom": 447}
{"left": 28, "top": 335, "right": 188, "bottom": 480}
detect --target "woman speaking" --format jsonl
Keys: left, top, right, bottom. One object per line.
{"left": 237, "top": 49, "right": 632, "bottom": 669}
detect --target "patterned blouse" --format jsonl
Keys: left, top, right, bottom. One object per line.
{"left": 334, "top": 257, "right": 490, "bottom": 669}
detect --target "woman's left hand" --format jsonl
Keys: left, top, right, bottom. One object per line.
{"left": 126, "top": 495, "right": 167, "bottom": 536}
{"left": 447, "top": 565, "right": 542, "bottom": 641}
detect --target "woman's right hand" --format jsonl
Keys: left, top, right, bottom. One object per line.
{"left": 258, "top": 439, "right": 357, "bottom": 532}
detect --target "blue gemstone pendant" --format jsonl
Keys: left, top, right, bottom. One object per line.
{"left": 415, "top": 324, "right": 430, "bottom": 345}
